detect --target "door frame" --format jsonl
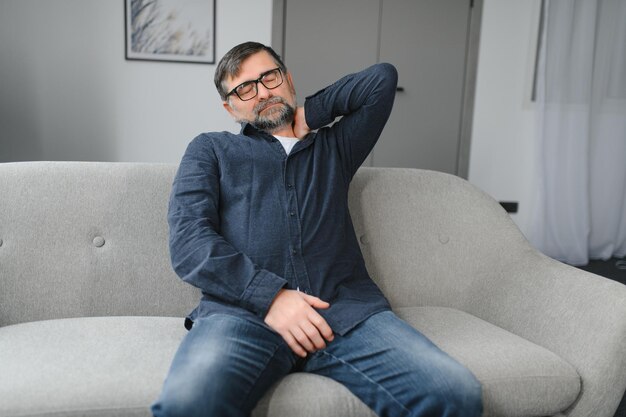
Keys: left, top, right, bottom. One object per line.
{"left": 271, "top": 0, "right": 483, "bottom": 179}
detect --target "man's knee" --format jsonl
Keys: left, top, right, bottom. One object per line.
{"left": 151, "top": 348, "right": 242, "bottom": 417}
{"left": 151, "top": 396, "right": 195, "bottom": 417}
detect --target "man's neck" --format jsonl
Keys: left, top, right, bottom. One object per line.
{"left": 268, "top": 124, "right": 297, "bottom": 138}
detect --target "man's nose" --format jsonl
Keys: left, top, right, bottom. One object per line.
{"left": 256, "top": 82, "right": 272, "bottom": 100}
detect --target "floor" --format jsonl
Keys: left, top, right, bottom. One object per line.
{"left": 576, "top": 257, "right": 626, "bottom": 417}
{"left": 578, "top": 257, "right": 626, "bottom": 286}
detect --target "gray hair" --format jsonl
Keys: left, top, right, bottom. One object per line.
{"left": 214, "top": 41, "right": 288, "bottom": 101}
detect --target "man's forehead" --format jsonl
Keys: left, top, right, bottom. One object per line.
{"left": 226, "top": 51, "right": 279, "bottom": 85}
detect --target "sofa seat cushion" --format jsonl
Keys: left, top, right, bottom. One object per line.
{"left": 0, "top": 310, "right": 580, "bottom": 417}
{"left": 395, "top": 307, "right": 581, "bottom": 417}
{"left": 0, "top": 317, "right": 187, "bottom": 417}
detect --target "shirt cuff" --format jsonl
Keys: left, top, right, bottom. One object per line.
{"left": 240, "top": 269, "right": 287, "bottom": 318}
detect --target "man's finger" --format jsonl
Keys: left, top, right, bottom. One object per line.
{"left": 282, "top": 330, "right": 307, "bottom": 358}
{"left": 290, "top": 326, "right": 315, "bottom": 353}
{"left": 301, "top": 293, "right": 330, "bottom": 309}
{"left": 308, "top": 311, "right": 334, "bottom": 342}
{"left": 300, "top": 320, "right": 326, "bottom": 350}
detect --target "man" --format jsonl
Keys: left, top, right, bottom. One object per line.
{"left": 152, "top": 41, "right": 482, "bottom": 417}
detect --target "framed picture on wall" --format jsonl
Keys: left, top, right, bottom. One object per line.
{"left": 125, "top": 0, "right": 215, "bottom": 64}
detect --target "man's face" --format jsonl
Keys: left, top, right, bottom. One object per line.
{"left": 222, "top": 51, "right": 297, "bottom": 133}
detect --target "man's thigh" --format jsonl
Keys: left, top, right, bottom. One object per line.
{"left": 151, "top": 314, "right": 296, "bottom": 417}
{"left": 301, "top": 310, "right": 483, "bottom": 417}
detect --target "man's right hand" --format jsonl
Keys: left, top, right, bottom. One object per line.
{"left": 264, "top": 289, "right": 334, "bottom": 357}
{"left": 292, "top": 106, "right": 310, "bottom": 139}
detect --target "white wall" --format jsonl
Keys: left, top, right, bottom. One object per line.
{"left": 468, "top": 0, "right": 542, "bottom": 239}
{"left": 0, "top": 0, "right": 273, "bottom": 163}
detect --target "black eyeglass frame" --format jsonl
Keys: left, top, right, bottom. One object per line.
{"left": 225, "top": 67, "right": 284, "bottom": 101}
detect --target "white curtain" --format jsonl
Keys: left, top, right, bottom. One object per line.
{"left": 530, "top": 0, "right": 626, "bottom": 266}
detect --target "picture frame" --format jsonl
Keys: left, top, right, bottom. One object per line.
{"left": 125, "top": 0, "right": 215, "bottom": 64}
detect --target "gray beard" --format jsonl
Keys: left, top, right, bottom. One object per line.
{"left": 245, "top": 97, "right": 296, "bottom": 133}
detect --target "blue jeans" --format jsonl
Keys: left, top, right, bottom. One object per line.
{"left": 151, "top": 311, "right": 482, "bottom": 417}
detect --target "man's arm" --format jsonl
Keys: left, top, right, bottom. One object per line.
{"left": 168, "top": 135, "right": 288, "bottom": 318}
{"left": 301, "top": 62, "right": 398, "bottom": 180}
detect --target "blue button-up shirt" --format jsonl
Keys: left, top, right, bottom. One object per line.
{"left": 168, "top": 63, "right": 398, "bottom": 336}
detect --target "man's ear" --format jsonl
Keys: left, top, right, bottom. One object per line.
{"left": 223, "top": 100, "right": 237, "bottom": 119}
{"left": 286, "top": 71, "right": 296, "bottom": 95}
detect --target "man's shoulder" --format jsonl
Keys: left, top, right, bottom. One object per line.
{"left": 186, "top": 130, "right": 242, "bottom": 151}
{"left": 192, "top": 130, "right": 240, "bottom": 143}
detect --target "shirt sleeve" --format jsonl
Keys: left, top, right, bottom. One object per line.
{"left": 303, "top": 62, "right": 398, "bottom": 181}
{"left": 167, "top": 135, "right": 287, "bottom": 318}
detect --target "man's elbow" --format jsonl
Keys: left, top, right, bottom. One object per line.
{"left": 377, "top": 62, "right": 398, "bottom": 88}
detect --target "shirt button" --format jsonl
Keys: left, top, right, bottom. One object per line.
{"left": 292, "top": 249, "right": 297, "bottom": 254}
{"left": 290, "top": 211, "right": 295, "bottom": 216}
{"left": 287, "top": 184, "right": 293, "bottom": 188}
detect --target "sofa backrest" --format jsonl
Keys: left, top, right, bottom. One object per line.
{"left": 0, "top": 162, "right": 526, "bottom": 327}
{"left": 0, "top": 162, "right": 196, "bottom": 327}
{"left": 347, "top": 167, "right": 528, "bottom": 311}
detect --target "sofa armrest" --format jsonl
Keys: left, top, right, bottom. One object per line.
{"left": 467, "top": 247, "right": 626, "bottom": 417}
{"left": 347, "top": 167, "right": 625, "bottom": 416}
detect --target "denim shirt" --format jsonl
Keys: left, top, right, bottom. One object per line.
{"left": 168, "top": 63, "right": 398, "bottom": 336}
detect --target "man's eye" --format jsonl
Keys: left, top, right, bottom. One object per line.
{"left": 263, "top": 73, "right": 277, "bottom": 82}
{"left": 237, "top": 83, "right": 254, "bottom": 94}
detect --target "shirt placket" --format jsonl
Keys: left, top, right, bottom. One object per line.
{"left": 283, "top": 154, "right": 313, "bottom": 295}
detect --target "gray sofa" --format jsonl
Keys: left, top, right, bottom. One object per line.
{"left": 1, "top": 161, "right": 625, "bottom": 417}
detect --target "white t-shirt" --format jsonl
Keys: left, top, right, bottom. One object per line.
{"left": 274, "top": 135, "right": 300, "bottom": 155}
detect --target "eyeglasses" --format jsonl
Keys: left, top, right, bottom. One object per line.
{"left": 225, "top": 67, "right": 284, "bottom": 101}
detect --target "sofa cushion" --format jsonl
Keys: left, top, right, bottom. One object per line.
{"left": 0, "top": 317, "right": 186, "bottom": 417}
{"left": 0, "top": 310, "right": 580, "bottom": 417}
{"left": 395, "top": 307, "right": 581, "bottom": 417}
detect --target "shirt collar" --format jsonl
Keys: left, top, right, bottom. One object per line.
{"left": 240, "top": 122, "right": 276, "bottom": 142}
{"left": 239, "top": 121, "right": 316, "bottom": 150}
{"left": 240, "top": 122, "right": 255, "bottom": 135}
